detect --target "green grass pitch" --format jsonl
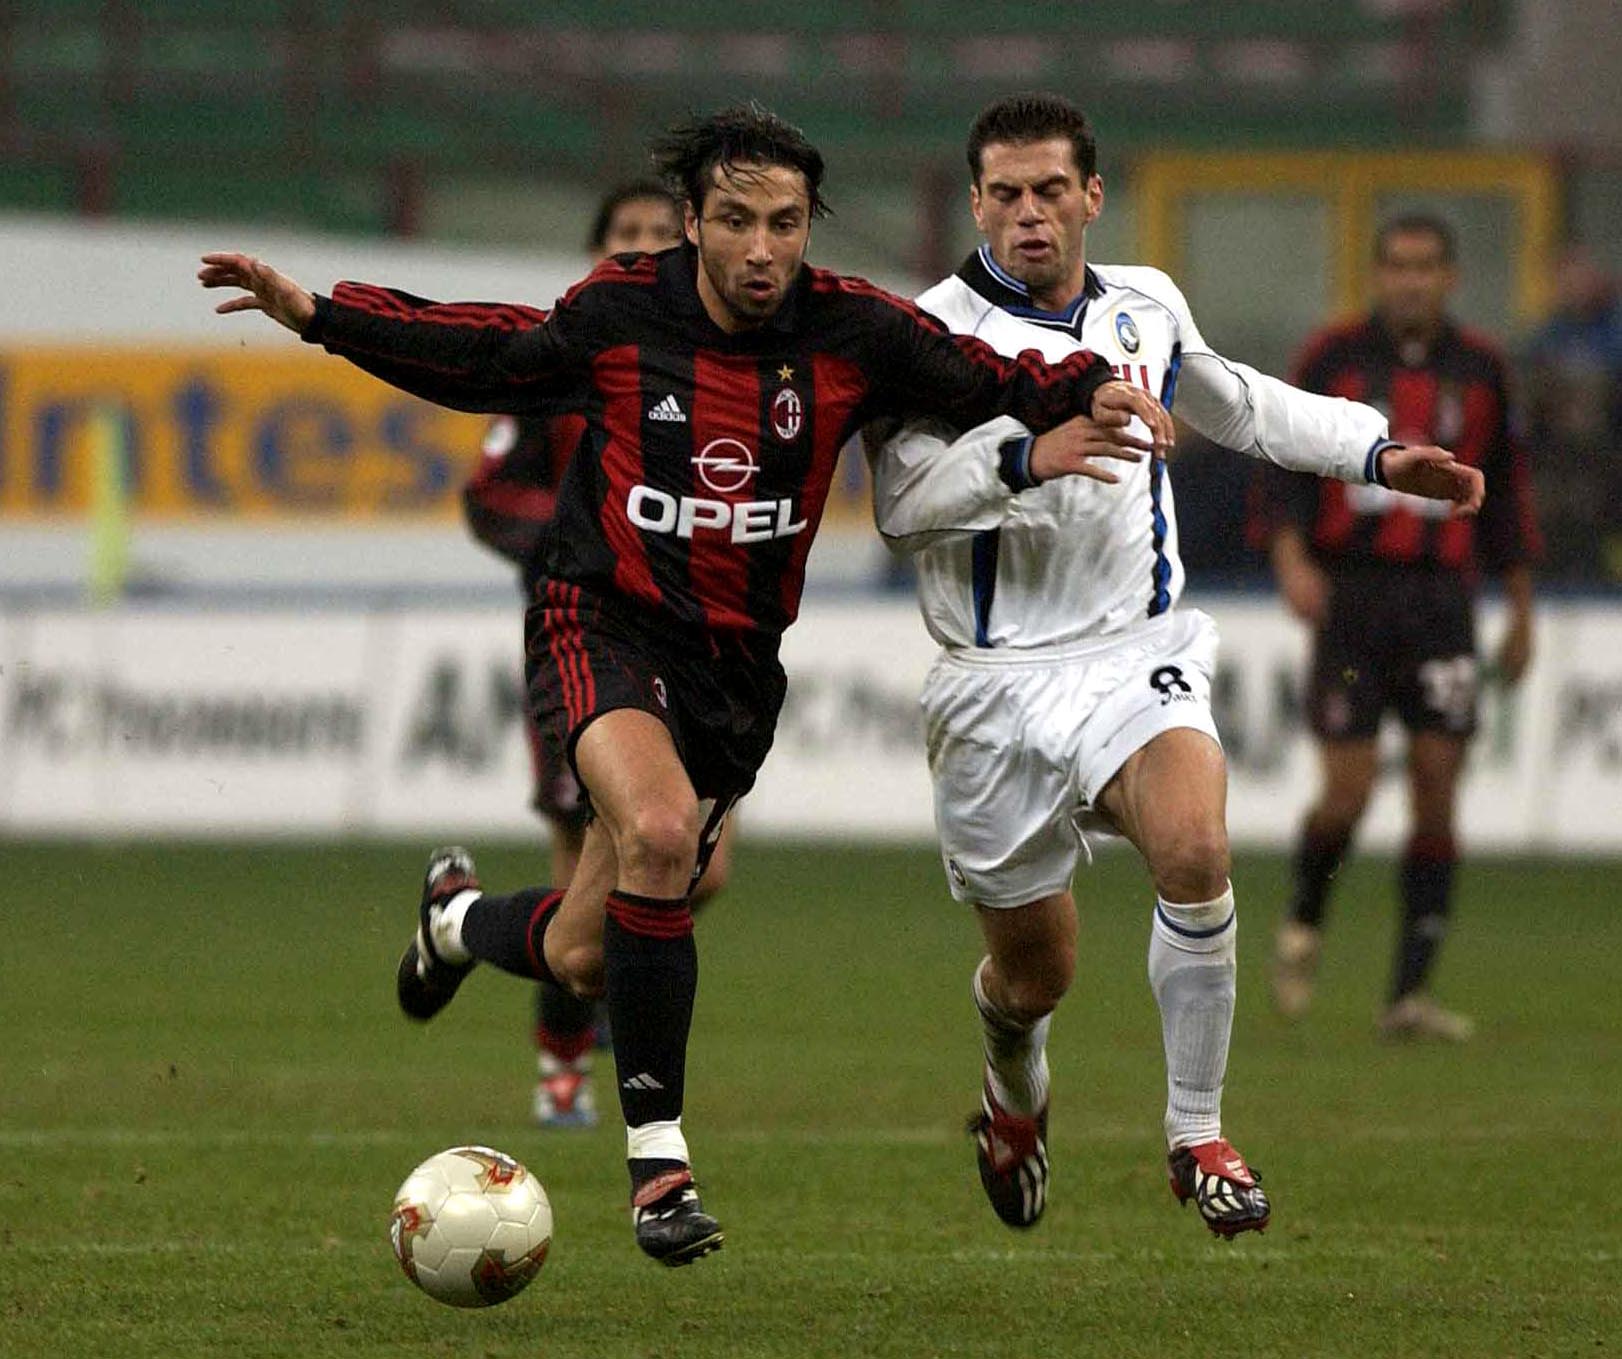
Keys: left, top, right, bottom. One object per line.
{"left": 2, "top": 840, "right": 1618, "bottom": 1358}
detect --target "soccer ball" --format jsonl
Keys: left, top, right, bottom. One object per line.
{"left": 389, "top": 1146, "right": 552, "bottom": 1308}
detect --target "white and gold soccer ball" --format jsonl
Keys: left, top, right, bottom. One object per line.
{"left": 389, "top": 1146, "right": 553, "bottom": 1308}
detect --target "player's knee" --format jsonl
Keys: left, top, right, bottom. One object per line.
{"left": 617, "top": 803, "right": 702, "bottom": 883}
{"left": 1152, "top": 823, "right": 1231, "bottom": 903}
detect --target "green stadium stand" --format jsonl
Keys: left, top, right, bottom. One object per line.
{"left": 0, "top": 160, "right": 78, "bottom": 214}
{"left": 113, "top": 161, "right": 386, "bottom": 232}
{"left": 11, "top": 24, "right": 106, "bottom": 77}
{"left": 0, "top": 0, "right": 1508, "bottom": 231}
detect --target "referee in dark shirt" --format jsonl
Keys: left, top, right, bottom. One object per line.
{"left": 1255, "top": 214, "right": 1539, "bottom": 1042}
{"left": 200, "top": 102, "right": 1172, "bottom": 1266}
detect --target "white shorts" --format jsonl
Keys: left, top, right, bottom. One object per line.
{"left": 921, "top": 609, "right": 1221, "bottom": 909}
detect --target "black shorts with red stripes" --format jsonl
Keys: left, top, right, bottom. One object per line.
{"left": 522, "top": 709, "right": 588, "bottom": 832}
{"left": 1308, "top": 563, "right": 1479, "bottom": 741}
{"left": 516, "top": 569, "right": 589, "bottom": 832}
{"left": 525, "top": 576, "right": 788, "bottom": 811}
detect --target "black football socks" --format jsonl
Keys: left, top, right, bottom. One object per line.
{"left": 459, "top": 887, "right": 564, "bottom": 985}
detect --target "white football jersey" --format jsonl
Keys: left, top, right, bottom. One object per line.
{"left": 870, "top": 247, "right": 1393, "bottom": 650}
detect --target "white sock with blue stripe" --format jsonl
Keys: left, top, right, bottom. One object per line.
{"left": 1148, "top": 885, "right": 1236, "bottom": 1150}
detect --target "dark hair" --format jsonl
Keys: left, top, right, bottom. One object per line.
{"left": 587, "top": 179, "right": 680, "bottom": 252}
{"left": 650, "top": 102, "right": 829, "bottom": 218}
{"left": 967, "top": 93, "right": 1097, "bottom": 183}
{"left": 1375, "top": 214, "right": 1457, "bottom": 265}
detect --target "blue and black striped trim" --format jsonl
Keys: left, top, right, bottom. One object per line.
{"left": 1364, "top": 437, "right": 1400, "bottom": 487}
{"left": 971, "top": 529, "right": 1001, "bottom": 648}
{"left": 1146, "top": 345, "right": 1182, "bottom": 618}
{"left": 1155, "top": 903, "right": 1236, "bottom": 939}
{"left": 996, "top": 434, "right": 1039, "bottom": 492}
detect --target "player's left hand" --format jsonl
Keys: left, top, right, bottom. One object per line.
{"left": 1091, "top": 380, "right": 1174, "bottom": 457}
{"left": 1378, "top": 444, "right": 1484, "bottom": 517}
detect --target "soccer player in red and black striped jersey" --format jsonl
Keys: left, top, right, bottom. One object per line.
{"left": 460, "top": 180, "right": 732, "bottom": 1135}
{"left": 200, "top": 103, "right": 1172, "bottom": 1266}
{"left": 1251, "top": 214, "right": 1540, "bottom": 1041}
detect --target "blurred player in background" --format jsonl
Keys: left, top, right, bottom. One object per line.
{"left": 461, "top": 181, "right": 731, "bottom": 1131}
{"left": 1258, "top": 215, "right": 1539, "bottom": 1041}
{"left": 200, "top": 102, "right": 1172, "bottom": 1267}
{"left": 870, "top": 96, "right": 1485, "bottom": 1239}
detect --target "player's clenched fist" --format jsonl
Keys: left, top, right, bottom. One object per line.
{"left": 1378, "top": 444, "right": 1486, "bottom": 517}
{"left": 198, "top": 253, "right": 316, "bottom": 333}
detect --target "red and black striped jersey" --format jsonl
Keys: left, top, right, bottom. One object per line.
{"left": 1251, "top": 314, "right": 1540, "bottom": 575}
{"left": 462, "top": 413, "right": 582, "bottom": 570}
{"left": 305, "top": 243, "right": 1114, "bottom": 638}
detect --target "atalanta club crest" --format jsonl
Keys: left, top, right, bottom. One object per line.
{"left": 1114, "top": 311, "right": 1141, "bottom": 355}
{"left": 773, "top": 386, "right": 803, "bottom": 441}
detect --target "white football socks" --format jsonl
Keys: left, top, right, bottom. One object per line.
{"left": 429, "top": 888, "right": 481, "bottom": 965}
{"left": 1148, "top": 885, "right": 1237, "bottom": 1150}
{"left": 972, "top": 956, "right": 1052, "bottom": 1119}
{"left": 626, "top": 1118, "right": 689, "bottom": 1165}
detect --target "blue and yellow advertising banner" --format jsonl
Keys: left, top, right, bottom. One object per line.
{"left": 0, "top": 347, "right": 876, "bottom": 524}
{"left": 0, "top": 347, "right": 491, "bottom": 519}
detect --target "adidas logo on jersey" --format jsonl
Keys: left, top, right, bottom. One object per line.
{"left": 648, "top": 394, "right": 687, "bottom": 423}
{"left": 622, "top": 1072, "right": 666, "bottom": 1091}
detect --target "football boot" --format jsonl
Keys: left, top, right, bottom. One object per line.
{"left": 1270, "top": 921, "right": 1321, "bottom": 1019}
{"left": 1168, "top": 1137, "right": 1270, "bottom": 1239}
{"left": 967, "top": 1083, "right": 1049, "bottom": 1228}
{"left": 396, "top": 846, "right": 480, "bottom": 1022}
{"left": 1377, "top": 993, "right": 1475, "bottom": 1043}
{"left": 632, "top": 1168, "right": 724, "bottom": 1266}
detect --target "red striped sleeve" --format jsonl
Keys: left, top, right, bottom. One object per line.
{"left": 330, "top": 283, "right": 551, "bottom": 331}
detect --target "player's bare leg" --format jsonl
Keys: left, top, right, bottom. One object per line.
{"left": 1273, "top": 738, "right": 1378, "bottom": 1017}
{"left": 1379, "top": 731, "right": 1474, "bottom": 1041}
{"left": 1098, "top": 727, "right": 1269, "bottom": 1237}
{"left": 532, "top": 819, "right": 601, "bottom": 1128}
{"left": 570, "top": 709, "right": 723, "bottom": 1265}
{"left": 967, "top": 890, "right": 1076, "bottom": 1227}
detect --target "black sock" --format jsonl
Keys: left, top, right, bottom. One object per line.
{"left": 535, "top": 979, "right": 596, "bottom": 1062}
{"left": 460, "top": 888, "right": 562, "bottom": 985}
{"left": 1289, "top": 823, "right": 1351, "bottom": 929}
{"left": 1393, "top": 835, "right": 1457, "bottom": 1001}
{"left": 603, "top": 891, "right": 696, "bottom": 1161}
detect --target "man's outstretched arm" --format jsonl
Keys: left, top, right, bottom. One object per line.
{"left": 199, "top": 252, "right": 584, "bottom": 415}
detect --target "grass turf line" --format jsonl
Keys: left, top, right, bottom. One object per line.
{"left": 1, "top": 841, "right": 1618, "bottom": 1358}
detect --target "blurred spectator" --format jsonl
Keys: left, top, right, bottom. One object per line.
{"left": 1522, "top": 246, "right": 1622, "bottom": 583}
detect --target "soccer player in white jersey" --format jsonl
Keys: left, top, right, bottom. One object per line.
{"left": 868, "top": 94, "right": 1485, "bottom": 1237}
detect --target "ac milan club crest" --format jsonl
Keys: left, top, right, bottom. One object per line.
{"left": 772, "top": 386, "right": 803, "bottom": 441}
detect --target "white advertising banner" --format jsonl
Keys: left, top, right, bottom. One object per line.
{"left": 0, "top": 609, "right": 372, "bottom": 832}
{"left": 363, "top": 610, "right": 538, "bottom": 838}
{"left": 1, "top": 598, "right": 1618, "bottom": 851}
